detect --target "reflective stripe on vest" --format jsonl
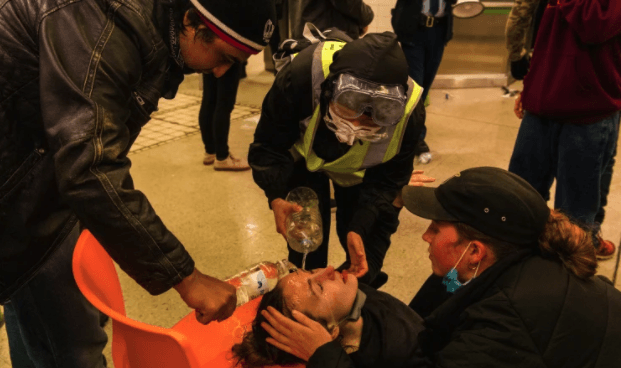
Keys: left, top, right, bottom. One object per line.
{"left": 293, "top": 41, "right": 423, "bottom": 187}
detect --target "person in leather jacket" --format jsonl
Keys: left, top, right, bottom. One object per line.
{"left": 0, "top": 0, "right": 274, "bottom": 366}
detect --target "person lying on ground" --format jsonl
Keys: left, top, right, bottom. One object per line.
{"left": 231, "top": 266, "right": 425, "bottom": 368}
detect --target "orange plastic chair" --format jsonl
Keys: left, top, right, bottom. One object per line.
{"left": 72, "top": 230, "right": 304, "bottom": 368}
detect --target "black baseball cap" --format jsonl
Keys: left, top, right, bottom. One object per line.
{"left": 402, "top": 167, "right": 550, "bottom": 246}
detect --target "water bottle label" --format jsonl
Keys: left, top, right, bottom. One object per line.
{"left": 243, "top": 270, "right": 269, "bottom": 299}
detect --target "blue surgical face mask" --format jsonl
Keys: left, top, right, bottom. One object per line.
{"left": 442, "top": 242, "right": 481, "bottom": 293}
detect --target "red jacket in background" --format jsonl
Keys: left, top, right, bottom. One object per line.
{"left": 522, "top": 0, "right": 621, "bottom": 124}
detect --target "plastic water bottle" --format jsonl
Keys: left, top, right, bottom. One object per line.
{"left": 285, "top": 187, "right": 323, "bottom": 269}
{"left": 224, "top": 259, "right": 296, "bottom": 306}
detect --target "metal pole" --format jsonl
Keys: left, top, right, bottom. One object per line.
{"left": 612, "top": 233, "right": 621, "bottom": 286}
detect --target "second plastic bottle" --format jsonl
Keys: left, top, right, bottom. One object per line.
{"left": 224, "top": 259, "right": 297, "bottom": 306}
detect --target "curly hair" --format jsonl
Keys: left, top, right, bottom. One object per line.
{"left": 178, "top": 6, "right": 217, "bottom": 44}
{"left": 454, "top": 209, "right": 597, "bottom": 279}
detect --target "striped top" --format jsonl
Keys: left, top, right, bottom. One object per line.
{"left": 422, "top": 0, "right": 447, "bottom": 18}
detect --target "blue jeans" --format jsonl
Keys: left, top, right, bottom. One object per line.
{"left": 4, "top": 224, "right": 108, "bottom": 368}
{"left": 509, "top": 111, "right": 620, "bottom": 237}
{"left": 400, "top": 24, "right": 447, "bottom": 142}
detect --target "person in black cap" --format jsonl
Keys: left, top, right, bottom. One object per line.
{"left": 0, "top": 0, "right": 274, "bottom": 366}
{"left": 249, "top": 31, "right": 428, "bottom": 288}
{"left": 258, "top": 166, "right": 621, "bottom": 368}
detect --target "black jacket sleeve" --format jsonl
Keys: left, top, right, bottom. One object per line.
{"left": 39, "top": 6, "right": 194, "bottom": 295}
{"left": 308, "top": 341, "right": 356, "bottom": 368}
{"left": 307, "top": 300, "right": 543, "bottom": 368}
{"left": 347, "top": 99, "right": 424, "bottom": 239}
{"left": 423, "top": 298, "right": 546, "bottom": 368}
{"left": 248, "top": 65, "right": 302, "bottom": 205}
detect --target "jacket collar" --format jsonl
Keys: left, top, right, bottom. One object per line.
{"left": 154, "top": 0, "right": 189, "bottom": 98}
{"left": 419, "top": 248, "right": 535, "bottom": 355}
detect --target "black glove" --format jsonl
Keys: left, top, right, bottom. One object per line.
{"left": 511, "top": 55, "right": 531, "bottom": 80}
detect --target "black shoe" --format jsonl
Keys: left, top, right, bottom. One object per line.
{"left": 369, "top": 271, "right": 389, "bottom": 289}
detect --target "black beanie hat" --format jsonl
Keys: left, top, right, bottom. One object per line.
{"left": 328, "top": 32, "right": 409, "bottom": 89}
{"left": 189, "top": 0, "right": 276, "bottom": 54}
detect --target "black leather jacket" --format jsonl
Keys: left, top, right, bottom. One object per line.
{"left": 0, "top": 0, "right": 194, "bottom": 303}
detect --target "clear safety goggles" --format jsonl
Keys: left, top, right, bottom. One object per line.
{"left": 331, "top": 73, "right": 407, "bottom": 127}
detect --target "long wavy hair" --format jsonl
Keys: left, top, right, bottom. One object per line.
{"left": 231, "top": 285, "right": 309, "bottom": 368}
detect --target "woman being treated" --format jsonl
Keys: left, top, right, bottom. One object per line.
{"left": 232, "top": 265, "right": 425, "bottom": 368}
{"left": 258, "top": 167, "right": 621, "bottom": 368}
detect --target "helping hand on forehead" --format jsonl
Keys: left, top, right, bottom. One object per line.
{"left": 261, "top": 306, "right": 333, "bottom": 361}
{"left": 262, "top": 266, "right": 354, "bottom": 361}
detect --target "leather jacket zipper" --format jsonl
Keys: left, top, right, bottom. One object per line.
{"left": 133, "top": 91, "right": 146, "bottom": 107}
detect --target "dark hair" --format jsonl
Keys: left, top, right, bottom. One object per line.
{"left": 180, "top": 6, "right": 217, "bottom": 44}
{"left": 231, "top": 285, "right": 306, "bottom": 368}
{"left": 454, "top": 209, "right": 597, "bottom": 279}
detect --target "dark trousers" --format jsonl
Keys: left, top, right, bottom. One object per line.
{"left": 509, "top": 111, "right": 620, "bottom": 240}
{"left": 285, "top": 161, "right": 400, "bottom": 286}
{"left": 4, "top": 224, "right": 108, "bottom": 368}
{"left": 199, "top": 63, "right": 242, "bottom": 160}
{"left": 400, "top": 24, "right": 447, "bottom": 144}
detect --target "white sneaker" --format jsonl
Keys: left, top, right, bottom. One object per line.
{"left": 203, "top": 153, "right": 216, "bottom": 165}
{"left": 214, "top": 153, "right": 250, "bottom": 171}
{"left": 418, "top": 152, "right": 433, "bottom": 164}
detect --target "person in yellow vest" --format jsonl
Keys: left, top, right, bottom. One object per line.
{"left": 249, "top": 32, "right": 426, "bottom": 288}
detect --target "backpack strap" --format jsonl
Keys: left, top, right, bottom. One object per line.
{"left": 273, "top": 23, "right": 352, "bottom": 74}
